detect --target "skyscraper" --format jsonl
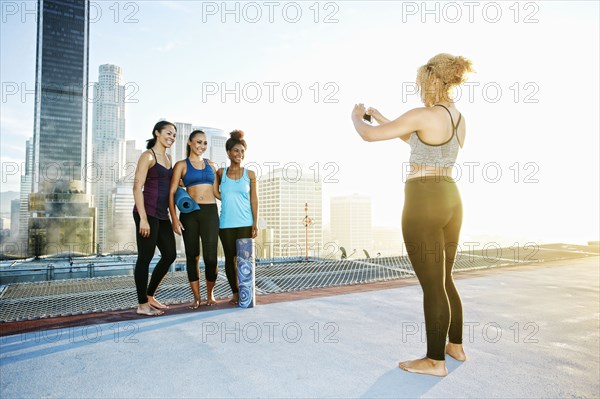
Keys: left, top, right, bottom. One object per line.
{"left": 10, "top": 199, "right": 20, "bottom": 240}
{"left": 330, "top": 195, "right": 373, "bottom": 256}
{"left": 108, "top": 182, "right": 137, "bottom": 254}
{"left": 106, "top": 140, "right": 142, "bottom": 254}
{"left": 18, "top": 138, "right": 33, "bottom": 254}
{"left": 28, "top": 0, "right": 94, "bottom": 256}
{"left": 257, "top": 166, "right": 322, "bottom": 258}
{"left": 125, "top": 140, "right": 142, "bottom": 169}
{"left": 171, "top": 122, "right": 193, "bottom": 162}
{"left": 32, "top": 0, "right": 90, "bottom": 193}
{"left": 92, "top": 64, "right": 126, "bottom": 252}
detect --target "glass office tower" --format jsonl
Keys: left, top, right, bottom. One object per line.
{"left": 32, "top": 0, "right": 90, "bottom": 193}
{"left": 29, "top": 0, "right": 95, "bottom": 256}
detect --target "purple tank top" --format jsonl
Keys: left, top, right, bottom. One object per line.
{"left": 133, "top": 154, "right": 172, "bottom": 220}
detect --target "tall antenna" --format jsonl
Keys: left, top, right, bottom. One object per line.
{"left": 303, "top": 202, "right": 313, "bottom": 262}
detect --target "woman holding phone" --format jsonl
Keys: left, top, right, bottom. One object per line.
{"left": 351, "top": 53, "right": 473, "bottom": 376}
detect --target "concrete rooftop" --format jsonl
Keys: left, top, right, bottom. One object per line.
{"left": 1, "top": 255, "right": 599, "bottom": 398}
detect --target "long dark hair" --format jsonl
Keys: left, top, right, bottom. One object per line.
{"left": 225, "top": 130, "right": 247, "bottom": 152}
{"left": 186, "top": 130, "right": 206, "bottom": 158}
{"left": 146, "top": 121, "right": 177, "bottom": 149}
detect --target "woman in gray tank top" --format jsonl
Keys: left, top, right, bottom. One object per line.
{"left": 351, "top": 53, "right": 474, "bottom": 377}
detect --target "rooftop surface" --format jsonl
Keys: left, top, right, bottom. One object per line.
{"left": 1, "top": 250, "right": 598, "bottom": 398}
{"left": 1, "top": 243, "right": 597, "bottom": 324}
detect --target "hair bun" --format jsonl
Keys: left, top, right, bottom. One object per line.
{"left": 425, "top": 53, "right": 474, "bottom": 86}
{"left": 230, "top": 130, "right": 245, "bottom": 140}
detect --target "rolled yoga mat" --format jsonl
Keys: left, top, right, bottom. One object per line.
{"left": 175, "top": 187, "right": 200, "bottom": 213}
{"left": 236, "top": 238, "right": 256, "bottom": 308}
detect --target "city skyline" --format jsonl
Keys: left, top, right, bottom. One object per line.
{"left": 257, "top": 166, "right": 323, "bottom": 258}
{"left": 1, "top": 1, "right": 598, "bottom": 248}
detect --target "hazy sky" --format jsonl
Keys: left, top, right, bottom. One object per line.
{"left": 1, "top": 1, "right": 598, "bottom": 246}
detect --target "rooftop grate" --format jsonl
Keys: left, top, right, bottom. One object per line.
{"left": 1, "top": 245, "right": 595, "bottom": 322}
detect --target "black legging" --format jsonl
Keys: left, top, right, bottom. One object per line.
{"left": 180, "top": 204, "right": 219, "bottom": 282}
{"left": 401, "top": 176, "right": 463, "bottom": 361}
{"left": 219, "top": 226, "right": 253, "bottom": 294}
{"left": 133, "top": 212, "right": 177, "bottom": 304}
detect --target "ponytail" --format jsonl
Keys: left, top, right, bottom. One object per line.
{"left": 145, "top": 138, "right": 156, "bottom": 149}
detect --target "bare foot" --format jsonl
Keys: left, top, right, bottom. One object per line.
{"left": 136, "top": 303, "right": 163, "bottom": 316}
{"left": 446, "top": 343, "right": 467, "bottom": 361}
{"left": 189, "top": 299, "right": 202, "bottom": 309}
{"left": 206, "top": 296, "right": 217, "bottom": 306}
{"left": 206, "top": 280, "right": 216, "bottom": 306}
{"left": 229, "top": 293, "right": 239, "bottom": 305}
{"left": 147, "top": 296, "right": 169, "bottom": 309}
{"left": 399, "top": 357, "right": 448, "bottom": 377}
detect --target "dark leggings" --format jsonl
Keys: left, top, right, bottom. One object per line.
{"left": 401, "top": 176, "right": 463, "bottom": 361}
{"left": 219, "top": 226, "right": 252, "bottom": 294}
{"left": 133, "top": 212, "right": 177, "bottom": 304}
{"left": 180, "top": 204, "right": 219, "bottom": 282}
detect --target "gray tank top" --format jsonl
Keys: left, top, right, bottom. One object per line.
{"left": 409, "top": 104, "right": 462, "bottom": 167}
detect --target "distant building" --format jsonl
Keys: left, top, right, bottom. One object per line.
{"left": 18, "top": 138, "right": 33, "bottom": 254}
{"left": 29, "top": 1, "right": 94, "bottom": 256}
{"left": 28, "top": 183, "right": 96, "bottom": 256}
{"left": 10, "top": 199, "right": 19, "bottom": 238}
{"left": 105, "top": 140, "right": 145, "bottom": 254}
{"left": 372, "top": 226, "right": 404, "bottom": 256}
{"left": 107, "top": 182, "right": 137, "bottom": 254}
{"left": 258, "top": 166, "right": 322, "bottom": 258}
{"left": 125, "top": 140, "right": 142, "bottom": 178}
{"left": 92, "top": 64, "right": 126, "bottom": 253}
{"left": 32, "top": 0, "right": 90, "bottom": 194}
{"left": 330, "top": 194, "right": 373, "bottom": 256}
{"left": 0, "top": 219, "right": 9, "bottom": 246}
{"left": 171, "top": 122, "right": 193, "bottom": 162}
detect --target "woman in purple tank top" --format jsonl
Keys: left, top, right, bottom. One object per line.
{"left": 132, "top": 121, "right": 177, "bottom": 316}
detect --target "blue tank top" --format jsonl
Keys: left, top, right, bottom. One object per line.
{"left": 182, "top": 158, "right": 215, "bottom": 187}
{"left": 219, "top": 167, "right": 253, "bottom": 229}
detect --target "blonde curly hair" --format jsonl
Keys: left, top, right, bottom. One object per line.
{"left": 416, "top": 53, "right": 474, "bottom": 106}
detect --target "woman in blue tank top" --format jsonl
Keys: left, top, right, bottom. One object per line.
{"left": 215, "top": 130, "right": 258, "bottom": 305}
{"left": 351, "top": 54, "right": 474, "bottom": 377}
{"left": 169, "top": 130, "right": 220, "bottom": 308}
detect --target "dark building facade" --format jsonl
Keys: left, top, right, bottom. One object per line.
{"left": 32, "top": 0, "right": 90, "bottom": 193}
{"left": 29, "top": 190, "right": 96, "bottom": 257}
{"left": 29, "top": 0, "right": 95, "bottom": 256}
